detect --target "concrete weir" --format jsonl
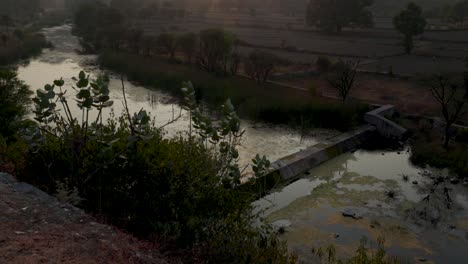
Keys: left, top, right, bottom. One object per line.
{"left": 246, "top": 105, "right": 407, "bottom": 195}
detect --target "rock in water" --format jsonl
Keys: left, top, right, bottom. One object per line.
{"left": 342, "top": 208, "right": 364, "bottom": 220}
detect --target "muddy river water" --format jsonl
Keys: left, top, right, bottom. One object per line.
{"left": 17, "top": 25, "right": 468, "bottom": 263}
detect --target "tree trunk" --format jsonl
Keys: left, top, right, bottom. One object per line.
{"left": 404, "top": 35, "right": 413, "bottom": 54}
{"left": 444, "top": 124, "right": 451, "bottom": 150}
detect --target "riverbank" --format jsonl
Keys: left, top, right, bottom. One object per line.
{"left": 0, "top": 27, "right": 51, "bottom": 66}
{"left": 99, "top": 51, "right": 369, "bottom": 131}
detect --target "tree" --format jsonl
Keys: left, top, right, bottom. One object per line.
{"left": 306, "top": 0, "right": 374, "bottom": 33}
{"left": 178, "top": 33, "right": 197, "bottom": 63}
{"left": 451, "top": 1, "right": 468, "bottom": 28}
{"left": 157, "top": 33, "right": 178, "bottom": 59}
{"left": 430, "top": 76, "right": 466, "bottom": 149}
{"left": 140, "top": 35, "right": 156, "bottom": 57}
{"left": 327, "top": 60, "right": 359, "bottom": 102}
{"left": 464, "top": 57, "right": 468, "bottom": 97}
{"left": 1, "top": 15, "right": 12, "bottom": 34}
{"left": 198, "top": 29, "right": 234, "bottom": 73}
{"left": 126, "top": 29, "right": 143, "bottom": 54}
{"left": 393, "top": 3, "right": 427, "bottom": 54}
{"left": 0, "top": 70, "right": 32, "bottom": 140}
{"left": 244, "top": 50, "right": 281, "bottom": 83}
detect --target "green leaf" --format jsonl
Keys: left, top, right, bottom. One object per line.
{"left": 79, "top": 71, "right": 86, "bottom": 80}
{"left": 54, "top": 79, "right": 65, "bottom": 87}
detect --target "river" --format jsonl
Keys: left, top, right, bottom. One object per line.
{"left": 17, "top": 25, "right": 468, "bottom": 263}
{"left": 17, "top": 25, "right": 337, "bottom": 168}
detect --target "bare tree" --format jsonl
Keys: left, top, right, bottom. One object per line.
{"left": 328, "top": 60, "right": 359, "bottom": 102}
{"left": 430, "top": 76, "right": 466, "bottom": 149}
{"left": 244, "top": 50, "right": 280, "bottom": 84}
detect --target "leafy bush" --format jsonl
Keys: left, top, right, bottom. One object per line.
{"left": 0, "top": 70, "right": 33, "bottom": 140}
{"left": 253, "top": 102, "right": 369, "bottom": 132}
{"left": 316, "top": 56, "right": 332, "bottom": 73}
{"left": 411, "top": 133, "right": 468, "bottom": 178}
{"left": 0, "top": 31, "right": 49, "bottom": 65}
{"left": 19, "top": 71, "right": 292, "bottom": 263}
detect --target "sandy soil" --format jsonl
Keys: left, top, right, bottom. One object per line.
{"left": 0, "top": 173, "right": 171, "bottom": 264}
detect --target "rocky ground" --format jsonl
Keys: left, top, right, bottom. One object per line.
{"left": 0, "top": 172, "right": 170, "bottom": 264}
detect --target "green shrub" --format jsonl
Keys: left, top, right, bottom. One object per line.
{"left": 0, "top": 31, "right": 49, "bottom": 65}
{"left": 316, "top": 55, "right": 332, "bottom": 73}
{"left": 0, "top": 70, "right": 32, "bottom": 140}
{"left": 20, "top": 72, "right": 293, "bottom": 263}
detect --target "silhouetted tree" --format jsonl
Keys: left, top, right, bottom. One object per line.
{"left": 244, "top": 50, "right": 281, "bottom": 83}
{"left": 430, "top": 75, "right": 466, "bottom": 149}
{"left": 306, "top": 0, "right": 374, "bottom": 33}
{"left": 198, "top": 29, "right": 234, "bottom": 73}
{"left": 178, "top": 33, "right": 197, "bottom": 63}
{"left": 1, "top": 15, "right": 12, "bottom": 34}
{"left": 451, "top": 1, "right": 468, "bottom": 28}
{"left": 327, "top": 60, "right": 359, "bottom": 102}
{"left": 140, "top": 35, "right": 156, "bottom": 57}
{"left": 393, "top": 3, "right": 427, "bottom": 54}
{"left": 464, "top": 57, "right": 468, "bottom": 97}
{"left": 157, "top": 33, "right": 178, "bottom": 59}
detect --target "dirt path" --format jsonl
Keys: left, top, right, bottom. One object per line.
{"left": 0, "top": 173, "right": 170, "bottom": 264}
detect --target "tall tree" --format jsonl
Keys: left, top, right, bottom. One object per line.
{"left": 197, "top": 29, "right": 234, "bottom": 73}
{"left": 306, "top": 0, "right": 374, "bottom": 33}
{"left": 393, "top": 3, "right": 427, "bottom": 54}
{"left": 1, "top": 15, "right": 11, "bottom": 34}
{"left": 430, "top": 76, "right": 466, "bottom": 149}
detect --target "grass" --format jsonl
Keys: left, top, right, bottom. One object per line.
{"left": 99, "top": 51, "right": 368, "bottom": 131}
{"left": 404, "top": 117, "right": 468, "bottom": 178}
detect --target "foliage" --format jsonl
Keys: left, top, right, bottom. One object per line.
{"left": 0, "top": 0, "right": 40, "bottom": 25}
{"left": 306, "top": 0, "right": 374, "bottom": 33}
{"left": 197, "top": 28, "right": 235, "bottom": 73}
{"left": 19, "top": 71, "right": 294, "bottom": 263}
{"left": 254, "top": 101, "right": 369, "bottom": 132}
{"left": 244, "top": 50, "right": 282, "bottom": 84}
{"left": 178, "top": 32, "right": 197, "bottom": 63}
{"left": 429, "top": 75, "right": 466, "bottom": 149}
{"left": 316, "top": 56, "right": 332, "bottom": 73}
{"left": 0, "top": 30, "right": 49, "bottom": 65}
{"left": 411, "top": 131, "right": 468, "bottom": 178}
{"left": 313, "top": 237, "right": 400, "bottom": 264}
{"left": 327, "top": 60, "right": 359, "bottom": 102}
{"left": 451, "top": 1, "right": 468, "bottom": 27}
{"left": 393, "top": 3, "right": 427, "bottom": 54}
{"left": 99, "top": 51, "right": 367, "bottom": 131}
{"left": 157, "top": 32, "right": 178, "bottom": 59}
{"left": 73, "top": 2, "right": 125, "bottom": 51}
{"left": 0, "top": 70, "right": 33, "bottom": 140}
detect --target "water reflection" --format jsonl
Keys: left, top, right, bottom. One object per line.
{"left": 256, "top": 149, "right": 468, "bottom": 263}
